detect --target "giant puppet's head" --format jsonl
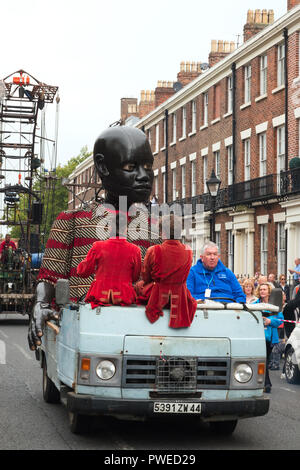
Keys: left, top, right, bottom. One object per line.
{"left": 93, "top": 126, "right": 154, "bottom": 206}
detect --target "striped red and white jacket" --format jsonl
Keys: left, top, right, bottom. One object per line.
{"left": 38, "top": 202, "right": 159, "bottom": 301}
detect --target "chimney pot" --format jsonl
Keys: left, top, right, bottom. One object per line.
{"left": 254, "top": 9, "right": 261, "bottom": 23}
{"left": 211, "top": 39, "right": 217, "bottom": 52}
{"left": 224, "top": 41, "right": 230, "bottom": 53}
{"left": 247, "top": 9, "right": 254, "bottom": 23}
{"left": 262, "top": 9, "right": 268, "bottom": 23}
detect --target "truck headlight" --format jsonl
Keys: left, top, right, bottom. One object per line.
{"left": 234, "top": 363, "right": 253, "bottom": 383}
{"left": 96, "top": 360, "right": 116, "bottom": 380}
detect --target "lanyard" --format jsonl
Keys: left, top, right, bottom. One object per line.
{"left": 203, "top": 270, "right": 214, "bottom": 288}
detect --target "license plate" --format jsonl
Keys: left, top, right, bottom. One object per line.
{"left": 153, "top": 402, "right": 201, "bottom": 414}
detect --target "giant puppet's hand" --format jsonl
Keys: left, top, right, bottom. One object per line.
{"left": 28, "top": 282, "right": 58, "bottom": 350}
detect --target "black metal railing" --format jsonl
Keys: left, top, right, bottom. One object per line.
{"left": 279, "top": 166, "right": 300, "bottom": 196}
{"left": 168, "top": 169, "right": 300, "bottom": 213}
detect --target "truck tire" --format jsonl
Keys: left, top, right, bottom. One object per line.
{"left": 42, "top": 357, "right": 60, "bottom": 404}
{"left": 209, "top": 419, "right": 238, "bottom": 435}
{"left": 284, "top": 348, "right": 300, "bottom": 384}
{"left": 68, "top": 411, "right": 90, "bottom": 434}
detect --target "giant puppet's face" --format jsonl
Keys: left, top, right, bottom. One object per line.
{"left": 94, "top": 127, "right": 154, "bottom": 205}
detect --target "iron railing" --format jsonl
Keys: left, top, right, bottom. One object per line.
{"left": 169, "top": 169, "right": 300, "bottom": 213}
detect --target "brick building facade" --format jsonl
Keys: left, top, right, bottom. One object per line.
{"left": 135, "top": 2, "right": 300, "bottom": 277}
{"left": 68, "top": 2, "right": 300, "bottom": 278}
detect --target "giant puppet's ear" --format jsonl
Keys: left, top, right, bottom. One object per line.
{"left": 94, "top": 153, "right": 110, "bottom": 178}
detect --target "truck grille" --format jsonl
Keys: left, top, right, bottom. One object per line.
{"left": 122, "top": 356, "right": 230, "bottom": 391}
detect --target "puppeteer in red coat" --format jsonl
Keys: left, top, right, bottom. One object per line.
{"left": 137, "top": 239, "right": 197, "bottom": 328}
{"left": 77, "top": 236, "right": 141, "bottom": 308}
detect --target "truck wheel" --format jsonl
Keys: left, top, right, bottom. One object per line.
{"left": 68, "top": 411, "right": 90, "bottom": 434}
{"left": 42, "top": 358, "right": 60, "bottom": 404}
{"left": 285, "top": 348, "right": 300, "bottom": 384}
{"left": 209, "top": 420, "right": 238, "bottom": 435}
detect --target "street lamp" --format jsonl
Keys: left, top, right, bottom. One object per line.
{"left": 206, "top": 169, "right": 221, "bottom": 242}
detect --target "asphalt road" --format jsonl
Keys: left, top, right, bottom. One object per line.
{"left": 0, "top": 314, "right": 299, "bottom": 452}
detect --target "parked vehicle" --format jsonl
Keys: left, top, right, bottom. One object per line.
{"left": 37, "top": 280, "right": 275, "bottom": 434}
{"left": 284, "top": 321, "right": 300, "bottom": 384}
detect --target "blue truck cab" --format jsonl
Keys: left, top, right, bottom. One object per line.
{"left": 39, "top": 280, "right": 275, "bottom": 434}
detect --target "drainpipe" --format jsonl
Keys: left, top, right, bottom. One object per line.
{"left": 231, "top": 62, "right": 236, "bottom": 270}
{"left": 283, "top": 27, "right": 288, "bottom": 276}
{"left": 231, "top": 62, "right": 236, "bottom": 185}
{"left": 284, "top": 27, "right": 288, "bottom": 171}
{"left": 164, "top": 109, "right": 169, "bottom": 203}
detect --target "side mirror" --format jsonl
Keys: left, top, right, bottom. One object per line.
{"left": 269, "top": 288, "right": 283, "bottom": 311}
{"left": 55, "top": 279, "right": 70, "bottom": 307}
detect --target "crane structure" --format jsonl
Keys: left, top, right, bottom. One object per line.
{"left": 0, "top": 69, "right": 59, "bottom": 316}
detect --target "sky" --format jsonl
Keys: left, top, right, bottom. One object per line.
{"left": 0, "top": 0, "right": 288, "bottom": 170}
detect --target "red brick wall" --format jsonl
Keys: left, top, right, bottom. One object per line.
{"left": 288, "top": 0, "right": 300, "bottom": 10}
{"left": 139, "top": 18, "right": 300, "bottom": 273}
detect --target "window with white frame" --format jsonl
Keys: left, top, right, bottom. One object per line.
{"left": 191, "top": 100, "right": 197, "bottom": 133}
{"left": 172, "top": 112, "right": 177, "bottom": 143}
{"left": 244, "top": 65, "right": 251, "bottom": 103}
{"left": 259, "top": 133, "right": 267, "bottom": 176}
{"left": 277, "top": 43, "right": 285, "bottom": 87}
{"left": 128, "top": 103, "right": 137, "bottom": 113}
{"left": 163, "top": 171, "right": 166, "bottom": 203}
{"left": 260, "top": 224, "right": 268, "bottom": 275}
{"left": 191, "top": 236, "right": 197, "bottom": 266}
{"left": 215, "top": 231, "right": 221, "bottom": 252}
{"left": 227, "top": 75, "right": 233, "bottom": 113}
{"left": 227, "top": 230, "right": 233, "bottom": 271}
{"left": 227, "top": 145, "right": 233, "bottom": 185}
{"left": 244, "top": 139, "right": 251, "bottom": 181}
{"left": 147, "top": 129, "right": 151, "bottom": 145}
{"left": 181, "top": 164, "right": 186, "bottom": 199}
{"left": 260, "top": 55, "right": 268, "bottom": 95}
{"left": 191, "top": 160, "right": 197, "bottom": 197}
{"left": 203, "top": 155, "right": 207, "bottom": 191}
{"left": 213, "top": 84, "right": 221, "bottom": 119}
{"left": 154, "top": 175, "right": 158, "bottom": 198}
{"left": 214, "top": 151, "right": 221, "bottom": 179}
{"left": 172, "top": 168, "right": 177, "bottom": 201}
{"left": 155, "top": 124, "right": 159, "bottom": 153}
{"left": 277, "top": 222, "right": 286, "bottom": 277}
{"left": 277, "top": 125, "right": 285, "bottom": 173}
{"left": 182, "top": 106, "right": 186, "bottom": 138}
{"left": 203, "top": 92, "right": 208, "bottom": 126}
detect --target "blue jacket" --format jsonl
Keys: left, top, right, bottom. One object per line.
{"left": 186, "top": 259, "right": 246, "bottom": 303}
{"left": 253, "top": 299, "right": 284, "bottom": 344}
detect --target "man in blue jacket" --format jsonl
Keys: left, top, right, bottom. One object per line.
{"left": 187, "top": 241, "right": 246, "bottom": 303}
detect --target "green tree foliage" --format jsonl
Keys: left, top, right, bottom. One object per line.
{"left": 10, "top": 146, "right": 92, "bottom": 249}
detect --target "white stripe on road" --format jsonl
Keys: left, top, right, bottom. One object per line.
{"left": 279, "top": 387, "right": 296, "bottom": 394}
{"left": 0, "top": 340, "right": 6, "bottom": 364}
{"left": 13, "top": 343, "right": 33, "bottom": 361}
{"left": 0, "top": 329, "right": 9, "bottom": 339}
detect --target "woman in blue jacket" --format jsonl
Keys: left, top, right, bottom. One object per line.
{"left": 254, "top": 283, "right": 284, "bottom": 393}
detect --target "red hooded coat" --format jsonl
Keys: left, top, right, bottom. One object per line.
{"left": 77, "top": 237, "right": 141, "bottom": 308}
{"left": 138, "top": 240, "right": 197, "bottom": 328}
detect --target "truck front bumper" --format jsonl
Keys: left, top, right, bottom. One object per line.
{"left": 66, "top": 392, "right": 269, "bottom": 421}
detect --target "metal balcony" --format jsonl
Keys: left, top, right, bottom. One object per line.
{"left": 168, "top": 170, "right": 300, "bottom": 213}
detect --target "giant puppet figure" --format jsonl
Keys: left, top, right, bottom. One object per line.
{"left": 28, "top": 126, "right": 156, "bottom": 350}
